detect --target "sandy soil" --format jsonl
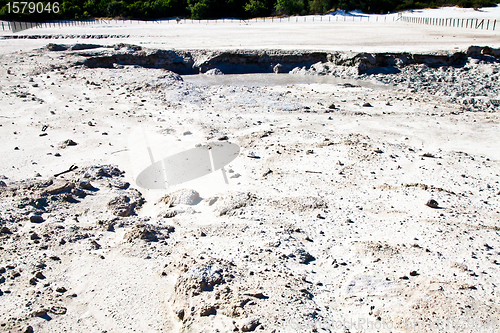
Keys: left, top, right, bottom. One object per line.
{"left": 1, "top": 8, "right": 500, "bottom": 333}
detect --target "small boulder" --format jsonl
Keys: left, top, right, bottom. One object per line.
{"left": 107, "top": 190, "right": 144, "bottom": 217}
{"left": 205, "top": 68, "right": 224, "bottom": 75}
{"left": 199, "top": 304, "right": 216, "bottom": 316}
{"left": 107, "top": 195, "right": 134, "bottom": 217}
{"left": 123, "top": 223, "right": 161, "bottom": 242}
{"left": 161, "top": 189, "right": 200, "bottom": 207}
{"left": 240, "top": 318, "right": 260, "bottom": 332}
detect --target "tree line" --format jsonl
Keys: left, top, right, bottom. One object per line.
{"left": 0, "top": 0, "right": 498, "bottom": 21}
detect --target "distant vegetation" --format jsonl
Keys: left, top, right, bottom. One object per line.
{"left": 0, "top": 0, "right": 498, "bottom": 21}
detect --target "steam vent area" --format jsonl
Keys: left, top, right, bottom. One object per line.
{"left": 1, "top": 12, "right": 500, "bottom": 333}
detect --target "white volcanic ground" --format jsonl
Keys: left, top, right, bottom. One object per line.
{"left": 1, "top": 6, "right": 499, "bottom": 54}
{"left": 1, "top": 11, "right": 500, "bottom": 333}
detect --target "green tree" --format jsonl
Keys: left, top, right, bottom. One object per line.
{"left": 308, "top": 0, "right": 331, "bottom": 13}
{"left": 187, "top": 0, "right": 245, "bottom": 19}
{"left": 107, "top": 0, "right": 126, "bottom": 16}
{"left": 126, "top": 1, "right": 152, "bottom": 18}
{"left": 244, "top": 0, "right": 267, "bottom": 15}
{"left": 149, "top": 0, "right": 188, "bottom": 18}
{"left": 275, "top": 0, "right": 305, "bottom": 14}
{"left": 188, "top": 0, "right": 211, "bottom": 18}
{"left": 61, "top": 1, "right": 82, "bottom": 18}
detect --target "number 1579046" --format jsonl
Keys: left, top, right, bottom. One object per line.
{"left": 6, "top": 2, "right": 60, "bottom": 14}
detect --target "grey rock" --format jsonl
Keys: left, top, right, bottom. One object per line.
{"left": 161, "top": 189, "right": 200, "bottom": 207}
{"left": 108, "top": 189, "right": 144, "bottom": 217}
{"left": 205, "top": 68, "right": 224, "bottom": 75}
{"left": 46, "top": 43, "right": 68, "bottom": 51}
{"left": 81, "top": 165, "right": 124, "bottom": 180}
{"left": 70, "top": 43, "right": 102, "bottom": 51}
{"left": 199, "top": 304, "right": 216, "bottom": 316}
{"left": 240, "top": 318, "right": 260, "bottom": 332}
{"left": 294, "top": 248, "right": 316, "bottom": 264}
{"left": 123, "top": 223, "right": 162, "bottom": 242}
{"left": 50, "top": 306, "right": 67, "bottom": 315}
{"left": 59, "top": 139, "right": 78, "bottom": 148}
{"left": 273, "top": 63, "right": 284, "bottom": 74}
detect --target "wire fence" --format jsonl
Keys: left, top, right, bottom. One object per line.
{"left": 1, "top": 14, "right": 497, "bottom": 32}
{"left": 1, "top": 15, "right": 398, "bottom": 32}
{"left": 399, "top": 15, "right": 497, "bottom": 30}
{"left": 1, "top": 19, "right": 101, "bottom": 32}
{"left": 196, "top": 14, "right": 396, "bottom": 23}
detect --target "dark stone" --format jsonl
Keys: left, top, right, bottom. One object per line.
{"left": 176, "top": 308, "right": 185, "bottom": 320}
{"left": 70, "top": 43, "right": 102, "bottom": 51}
{"left": 32, "top": 309, "right": 48, "bottom": 317}
{"left": 425, "top": 199, "right": 439, "bottom": 208}
{"left": 30, "top": 215, "right": 44, "bottom": 223}
{"left": 56, "top": 287, "right": 67, "bottom": 293}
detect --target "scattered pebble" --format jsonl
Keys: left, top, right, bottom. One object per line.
{"left": 262, "top": 168, "right": 273, "bottom": 177}
{"left": 60, "top": 139, "right": 78, "bottom": 148}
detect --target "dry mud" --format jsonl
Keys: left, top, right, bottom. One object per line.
{"left": 0, "top": 44, "right": 499, "bottom": 333}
